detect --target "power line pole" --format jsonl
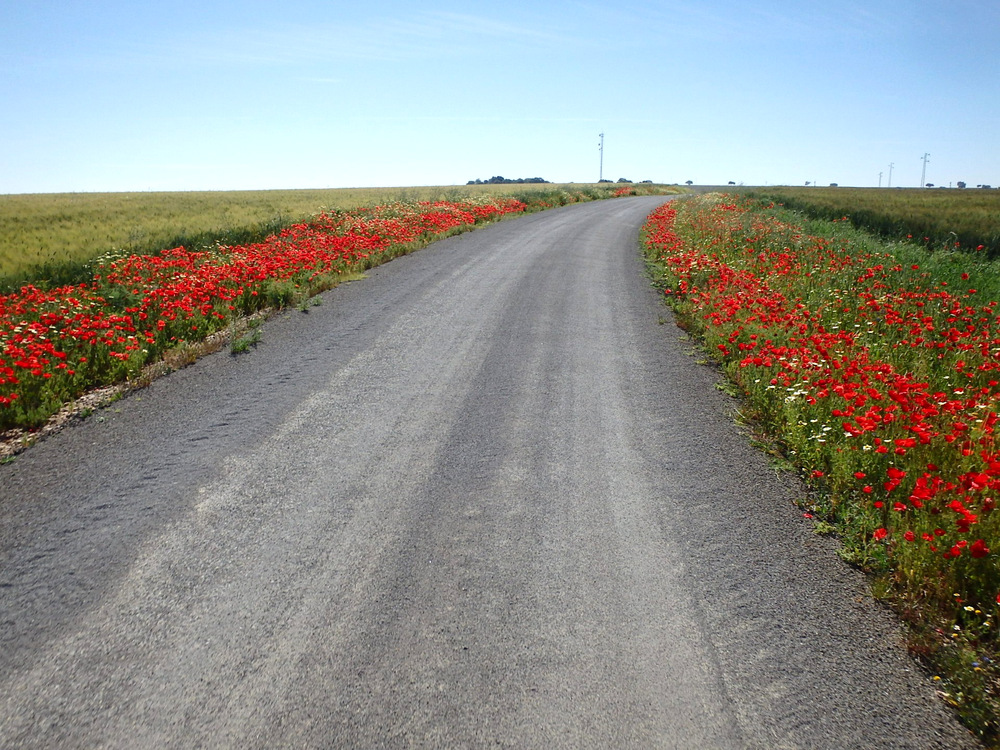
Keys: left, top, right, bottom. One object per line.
{"left": 920, "top": 152, "right": 930, "bottom": 187}
{"left": 598, "top": 132, "right": 604, "bottom": 182}
{"left": 888, "top": 162, "right": 894, "bottom": 188}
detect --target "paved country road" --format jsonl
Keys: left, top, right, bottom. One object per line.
{"left": 0, "top": 197, "right": 979, "bottom": 748}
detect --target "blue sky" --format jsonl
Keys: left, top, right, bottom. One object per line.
{"left": 1, "top": 0, "right": 997, "bottom": 193}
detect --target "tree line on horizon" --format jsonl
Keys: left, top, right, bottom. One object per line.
{"left": 466, "top": 176, "right": 549, "bottom": 185}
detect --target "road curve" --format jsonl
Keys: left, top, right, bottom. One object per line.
{"left": 0, "top": 197, "right": 978, "bottom": 748}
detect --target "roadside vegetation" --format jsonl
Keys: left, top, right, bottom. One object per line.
{"left": 743, "top": 186, "right": 1000, "bottom": 258}
{"left": 644, "top": 193, "right": 1000, "bottom": 743}
{"left": 0, "top": 182, "right": 676, "bottom": 293}
{"left": 0, "top": 183, "right": 680, "bottom": 442}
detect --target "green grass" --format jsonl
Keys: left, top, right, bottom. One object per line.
{"left": 0, "top": 182, "right": 658, "bottom": 292}
{"left": 743, "top": 186, "right": 1000, "bottom": 257}
{"left": 230, "top": 318, "right": 263, "bottom": 355}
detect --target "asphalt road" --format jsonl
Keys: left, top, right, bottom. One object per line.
{"left": 0, "top": 196, "right": 979, "bottom": 748}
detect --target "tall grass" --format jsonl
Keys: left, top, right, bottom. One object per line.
{"left": 744, "top": 186, "right": 1000, "bottom": 258}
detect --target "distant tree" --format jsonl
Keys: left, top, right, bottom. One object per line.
{"left": 829, "top": 183, "right": 838, "bottom": 187}
{"left": 981, "top": 184, "right": 994, "bottom": 189}
{"left": 616, "top": 177, "right": 632, "bottom": 183}
{"left": 957, "top": 181, "right": 967, "bottom": 188}
{"left": 598, "top": 179, "right": 612, "bottom": 183}
{"left": 641, "top": 180, "right": 653, "bottom": 184}
{"left": 925, "top": 183, "right": 934, "bottom": 188}
{"left": 728, "top": 181, "right": 736, "bottom": 186}
{"left": 469, "top": 176, "right": 549, "bottom": 185}
{"left": 685, "top": 180, "right": 693, "bottom": 186}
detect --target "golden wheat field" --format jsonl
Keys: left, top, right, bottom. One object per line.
{"left": 0, "top": 183, "right": 576, "bottom": 285}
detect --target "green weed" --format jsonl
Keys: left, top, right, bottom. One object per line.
{"left": 230, "top": 319, "right": 263, "bottom": 355}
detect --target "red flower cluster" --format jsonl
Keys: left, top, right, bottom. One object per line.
{"left": 644, "top": 195, "right": 999, "bottom": 607}
{"left": 1, "top": 198, "right": 526, "bottom": 430}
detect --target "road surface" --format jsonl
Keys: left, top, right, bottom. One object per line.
{"left": 0, "top": 197, "right": 978, "bottom": 747}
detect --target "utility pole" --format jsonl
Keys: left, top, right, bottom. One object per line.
{"left": 598, "top": 132, "right": 604, "bottom": 182}
{"left": 879, "top": 171, "right": 883, "bottom": 188}
{"left": 920, "top": 152, "right": 930, "bottom": 187}
{"left": 888, "top": 162, "right": 894, "bottom": 188}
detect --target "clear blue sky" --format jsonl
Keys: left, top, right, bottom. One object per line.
{"left": 1, "top": 0, "right": 997, "bottom": 193}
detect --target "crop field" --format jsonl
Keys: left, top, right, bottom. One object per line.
{"left": 0, "top": 183, "right": 641, "bottom": 291}
{"left": 743, "top": 186, "right": 1000, "bottom": 257}
{"left": 645, "top": 193, "right": 1000, "bottom": 739}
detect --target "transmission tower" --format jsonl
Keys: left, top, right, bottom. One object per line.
{"left": 920, "top": 153, "right": 930, "bottom": 187}
{"left": 598, "top": 132, "right": 604, "bottom": 182}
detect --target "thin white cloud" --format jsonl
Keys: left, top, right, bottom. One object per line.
{"left": 67, "top": 9, "right": 575, "bottom": 71}
{"left": 297, "top": 77, "right": 342, "bottom": 84}
{"left": 430, "top": 11, "right": 572, "bottom": 45}
{"left": 586, "top": 0, "right": 898, "bottom": 45}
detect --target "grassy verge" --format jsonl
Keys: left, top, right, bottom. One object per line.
{"left": 643, "top": 193, "right": 1000, "bottom": 743}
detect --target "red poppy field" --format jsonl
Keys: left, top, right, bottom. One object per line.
{"left": 644, "top": 193, "right": 1000, "bottom": 736}
{"left": 0, "top": 198, "right": 532, "bottom": 434}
